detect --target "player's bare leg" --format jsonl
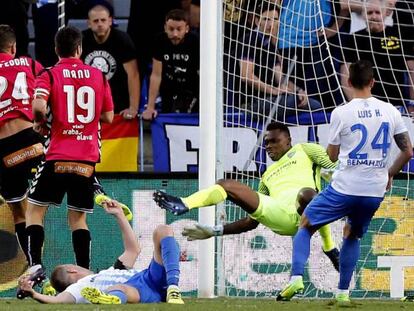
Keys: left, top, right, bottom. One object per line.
{"left": 68, "top": 210, "right": 91, "bottom": 270}
{"left": 8, "top": 200, "right": 31, "bottom": 263}
{"left": 19, "top": 203, "right": 48, "bottom": 298}
{"left": 154, "top": 179, "right": 259, "bottom": 216}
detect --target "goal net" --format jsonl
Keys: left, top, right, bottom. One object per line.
{"left": 218, "top": 0, "right": 414, "bottom": 299}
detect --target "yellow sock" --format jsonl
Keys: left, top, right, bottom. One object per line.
{"left": 181, "top": 184, "right": 227, "bottom": 210}
{"left": 318, "top": 224, "right": 335, "bottom": 252}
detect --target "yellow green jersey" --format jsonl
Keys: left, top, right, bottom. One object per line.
{"left": 258, "top": 143, "right": 337, "bottom": 216}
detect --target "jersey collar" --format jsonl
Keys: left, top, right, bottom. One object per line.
{"left": 58, "top": 58, "right": 83, "bottom": 65}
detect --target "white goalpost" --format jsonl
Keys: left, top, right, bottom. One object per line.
{"left": 198, "top": 0, "right": 223, "bottom": 298}
{"left": 57, "top": 0, "right": 66, "bottom": 30}
{"left": 198, "top": 0, "right": 414, "bottom": 299}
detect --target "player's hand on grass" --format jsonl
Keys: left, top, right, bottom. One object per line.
{"left": 182, "top": 223, "right": 223, "bottom": 241}
{"left": 18, "top": 275, "right": 35, "bottom": 296}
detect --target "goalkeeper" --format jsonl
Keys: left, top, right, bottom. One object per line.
{"left": 154, "top": 122, "right": 340, "bottom": 269}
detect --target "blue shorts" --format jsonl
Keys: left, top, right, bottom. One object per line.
{"left": 305, "top": 185, "right": 383, "bottom": 238}
{"left": 124, "top": 259, "right": 167, "bottom": 303}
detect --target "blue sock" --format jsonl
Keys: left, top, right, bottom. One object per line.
{"left": 107, "top": 290, "right": 127, "bottom": 304}
{"left": 339, "top": 237, "right": 360, "bottom": 290}
{"left": 291, "top": 228, "right": 312, "bottom": 276}
{"left": 161, "top": 236, "right": 180, "bottom": 286}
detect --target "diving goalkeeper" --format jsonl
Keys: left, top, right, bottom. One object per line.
{"left": 154, "top": 122, "right": 340, "bottom": 269}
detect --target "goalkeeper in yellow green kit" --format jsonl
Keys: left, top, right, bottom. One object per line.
{"left": 154, "top": 122, "right": 340, "bottom": 270}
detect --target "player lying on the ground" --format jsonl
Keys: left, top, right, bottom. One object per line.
{"left": 18, "top": 198, "right": 184, "bottom": 304}
{"left": 16, "top": 178, "right": 133, "bottom": 299}
{"left": 154, "top": 122, "right": 340, "bottom": 271}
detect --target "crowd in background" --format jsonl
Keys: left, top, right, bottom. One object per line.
{"left": 0, "top": 0, "right": 413, "bottom": 171}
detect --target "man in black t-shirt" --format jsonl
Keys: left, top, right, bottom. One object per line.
{"left": 341, "top": 0, "right": 414, "bottom": 113}
{"left": 82, "top": 1, "right": 140, "bottom": 119}
{"left": 142, "top": 9, "right": 199, "bottom": 120}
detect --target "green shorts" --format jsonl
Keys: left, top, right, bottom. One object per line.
{"left": 249, "top": 193, "right": 300, "bottom": 236}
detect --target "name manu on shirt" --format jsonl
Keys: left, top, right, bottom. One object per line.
{"left": 0, "top": 57, "right": 30, "bottom": 68}
{"left": 63, "top": 69, "right": 91, "bottom": 79}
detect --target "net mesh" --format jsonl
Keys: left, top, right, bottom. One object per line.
{"left": 219, "top": 0, "right": 414, "bottom": 298}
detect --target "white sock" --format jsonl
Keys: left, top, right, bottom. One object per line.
{"left": 337, "top": 289, "right": 349, "bottom": 295}
{"left": 290, "top": 275, "right": 303, "bottom": 283}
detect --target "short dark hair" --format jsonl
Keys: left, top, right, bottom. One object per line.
{"left": 348, "top": 60, "right": 374, "bottom": 89}
{"left": 87, "top": 0, "right": 114, "bottom": 17}
{"left": 54, "top": 26, "right": 82, "bottom": 58}
{"left": 0, "top": 24, "right": 16, "bottom": 53}
{"left": 266, "top": 122, "right": 290, "bottom": 136}
{"left": 255, "top": 2, "right": 279, "bottom": 15}
{"left": 165, "top": 9, "right": 188, "bottom": 23}
{"left": 50, "top": 266, "right": 73, "bottom": 293}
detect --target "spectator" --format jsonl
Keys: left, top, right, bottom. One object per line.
{"left": 180, "top": 0, "right": 200, "bottom": 34}
{"left": 349, "top": 0, "right": 395, "bottom": 33}
{"left": 127, "top": 0, "right": 181, "bottom": 86}
{"left": 25, "top": 26, "right": 114, "bottom": 277}
{"left": 142, "top": 9, "right": 199, "bottom": 120}
{"left": 341, "top": 0, "right": 414, "bottom": 113}
{"left": 277, "top": 0, "right": 351, "bottom": 110}
{"left": 66, "top": 0, "right": 114, "bottom": 19}
{"left": 82, "top": 1, "right": 140, "bottom": 119}
{"left": 238, "top": 4, "right": 322, "bottom": 122}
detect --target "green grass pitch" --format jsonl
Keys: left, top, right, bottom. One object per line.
{"left": 1, "top": 298, "right": 412, "bottom": 310}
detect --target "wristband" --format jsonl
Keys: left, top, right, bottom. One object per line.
{"left": 213, "top": 225, "right": 224, "bottom": 236}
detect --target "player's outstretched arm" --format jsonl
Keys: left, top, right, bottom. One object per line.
{"left": 102, "top": 199, "right": 140, "bottom": 268}
{"left": 182, "top": 217, "right": 259, "bottom": 240}
{"left": 18, "top": 275, "right": 75, "bottom": 304}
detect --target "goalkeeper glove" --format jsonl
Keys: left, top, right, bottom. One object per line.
{"left": 182, "top": 223, "right": 223, "bottom": 241}
{"left": 321, "top": 168, "right": 334, "bottom": 182}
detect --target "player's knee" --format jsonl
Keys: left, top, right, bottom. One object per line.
{"left": 26, "top": 204, "right": 47, "bottom": 224}
{"left": 343, "top": 223, "right": 362, "bottom": 239}
{"left": 107, "top": 284, "right": 139, "bottom": 303}
{"left": 217, "top": 179, "right": 242, "bottom": 199}
{"left": 296, "top": 187, "right": 317, "bottom": 215}
{"left": 342, "top": 223, "right": 362, "bottom": 239}
{"left": 67, "top": 210, "right": 87, "bottom": 230}
{"left": 217, "top": 179, "right": 230, "bottom": 190}
{"left": 153, "top": 224, "right": 174, "bottom": 242}
{"left": 8, "top": 202, "right": 26, "bottom": 222}
{"left": 299, "top": 214, "right": 312, "bottom": 229}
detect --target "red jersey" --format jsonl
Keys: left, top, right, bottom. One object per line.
{"left": 0, "top": 53, "right": 43, "bottom": 127}
{"left": 34, "top": 58, "right": 114, "bottom": 162}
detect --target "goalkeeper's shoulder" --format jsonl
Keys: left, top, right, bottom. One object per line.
{"left": 297, "top": 142, "right": 326, "bottom": 157}
{"left": 298, "top": 142, "right": 324, "bottom": 151}
{"left": 299, "top": 142, "right": 337, "bottom": 169}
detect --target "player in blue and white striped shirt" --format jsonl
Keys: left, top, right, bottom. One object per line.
{"left": 18, "top": 198, "right": 184, "bottom": 304}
